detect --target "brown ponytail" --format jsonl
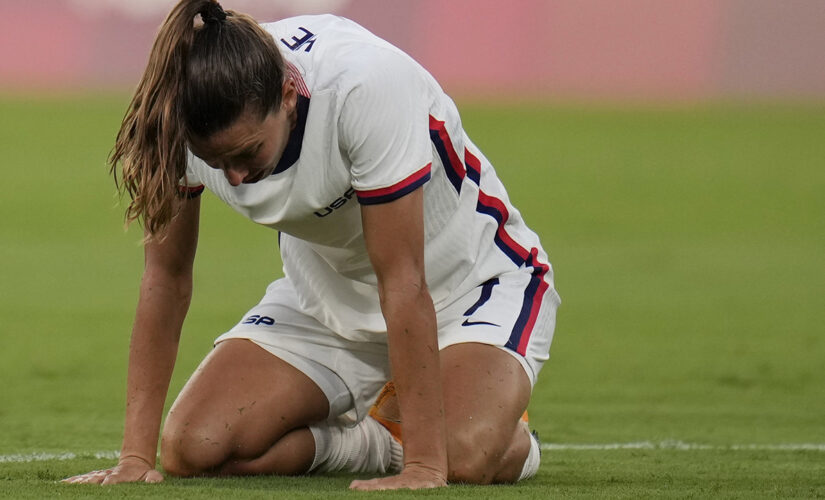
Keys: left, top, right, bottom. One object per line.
{"left": 110, "top": 0, "right": 285, "bottom": 239}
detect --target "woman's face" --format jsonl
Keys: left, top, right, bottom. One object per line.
{"left": 188, "top": 80, "right": 298, "bottom": 186}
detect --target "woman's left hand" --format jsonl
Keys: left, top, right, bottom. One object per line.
{"left": 349, "top": 463, "right": 447, "bottom": 491}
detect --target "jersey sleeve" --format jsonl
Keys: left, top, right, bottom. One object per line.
{"left": 178, "top": 149, "right": 206, "bottom": 198}
{"left": 338, "top": 49, "right": 432, "bottom": 205}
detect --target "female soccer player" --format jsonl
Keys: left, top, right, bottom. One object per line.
{"left": 64, "top": 0, "right": 559, "bottom": 491}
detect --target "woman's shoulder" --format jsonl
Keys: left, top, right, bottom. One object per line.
{"left": 263, "top": 15, "right": 426, "bottom": 91}
{"left": 260, "top": 15, "right": 385, "bottom": 56}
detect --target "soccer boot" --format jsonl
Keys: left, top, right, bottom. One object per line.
{"left": 369, "top": 380, "right": 531, "bottom": 443}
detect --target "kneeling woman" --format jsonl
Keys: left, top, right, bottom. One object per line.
{"left": 65, "top": 0, "right": 560, "bottom": 491}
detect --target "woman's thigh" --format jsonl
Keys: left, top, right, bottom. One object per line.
{"left": 439, "top": 342, "right": 533, "bottom": 482}
{"left": 161, "top": 339, "right": 330, "bottom": 473}
{"left": 440, "top": 342, "right": 531, "bottom": 436}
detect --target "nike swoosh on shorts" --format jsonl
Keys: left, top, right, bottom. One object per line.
{"left": 461, "top": 319, "right": 500, "bottom": 327}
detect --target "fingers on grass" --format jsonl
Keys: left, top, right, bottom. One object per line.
{"left": 62, "top": 469, "right": 112, "bottom": 484}
{"left": 350, "top": 476, "right": 444, "bottom": 491}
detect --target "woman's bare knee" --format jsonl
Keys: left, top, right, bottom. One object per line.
{"left": 160, "top": 413, "right": 230, "bottom": 477}
{"left": 446, "top": 423, "right": 531, "bottom": 484}
{"left": 446, "top": 426, "right": 503, "bottom": 484}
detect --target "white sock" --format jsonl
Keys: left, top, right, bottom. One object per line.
{"left": 518, "top": 431, "right": 541, "bottom": 481}
{"left": 308, "top": 417, "right": 403, "bottom": 474}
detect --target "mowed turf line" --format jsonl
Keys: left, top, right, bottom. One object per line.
{"left": 1, "top": 95, "right": 823, "bottom": 498}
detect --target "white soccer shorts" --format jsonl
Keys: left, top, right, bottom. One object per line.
{"left": 215, "top": 272, "right": 559, "bottom": 424}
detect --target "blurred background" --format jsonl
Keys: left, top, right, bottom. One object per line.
{"left": 2, "top": 0, "right": 825, "bottom": 100}
{"left": 1, "top": 2, "right": 824, "bottom": 496}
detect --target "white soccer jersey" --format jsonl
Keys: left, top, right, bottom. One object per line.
{"left": 182, "top": 15, "right": 555, "bottom": 353}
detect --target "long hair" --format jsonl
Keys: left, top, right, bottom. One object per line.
{"left": 110, "top": 0, "right": 285, "bottom": 239}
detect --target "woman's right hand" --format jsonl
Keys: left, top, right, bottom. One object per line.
{"left": 62, "top": 455, "right": 163, "bottom": 485}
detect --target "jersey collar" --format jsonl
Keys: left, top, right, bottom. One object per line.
{"left": 272, "top": 94, "right": 310, "bottom": 175}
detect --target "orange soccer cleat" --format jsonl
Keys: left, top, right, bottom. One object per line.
{"left": 368, "top": 381, "right": 403, "bottom": 443}
{"left": 368, "top": 381, "right": 530, "bottom": 444}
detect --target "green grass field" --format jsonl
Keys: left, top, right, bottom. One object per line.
{"left": 1, "top": 95, "right": 824, "bottom": 498}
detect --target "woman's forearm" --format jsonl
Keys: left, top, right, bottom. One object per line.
{"left": 382, "top": 282, "right": 447, "bottom": 476}
{"left": 119, "top": 272, "right": 192, "bottom": 466}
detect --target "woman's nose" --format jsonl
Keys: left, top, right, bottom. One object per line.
{"left": 223, "top": 165, "right": 248, "bottom": 186}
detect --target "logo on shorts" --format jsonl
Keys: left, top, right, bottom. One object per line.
{"left": 242, "top": 315, "right": 275, "bottom": 326}
{"left": 461, "top": 319, "right": 500, "bottom": 327}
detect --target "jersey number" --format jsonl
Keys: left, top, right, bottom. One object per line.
{"left": 281, "top": 27, "right": 316, "bottom": 52}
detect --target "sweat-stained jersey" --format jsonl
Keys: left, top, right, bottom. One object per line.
{"left": 181, "top": 15, "right": 556, "bottom": 350}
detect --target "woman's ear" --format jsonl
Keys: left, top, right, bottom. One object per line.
{"left": 282, "top": 78, "right": 298, "bottom": 111}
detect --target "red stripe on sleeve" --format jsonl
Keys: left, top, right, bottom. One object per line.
{"left": 356, "top": 164, "right": 432, "bottom": 200}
